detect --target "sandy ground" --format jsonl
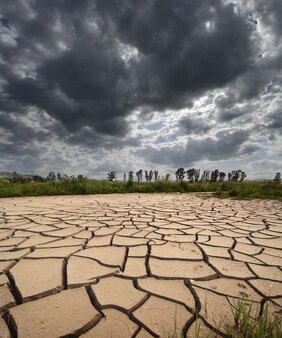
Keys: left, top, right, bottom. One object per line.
{"left": 0, "top": 193, "right": 281, "bottom": 337}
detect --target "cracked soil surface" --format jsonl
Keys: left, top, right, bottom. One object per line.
{"left": 0, "top": 193, "right": 281, "bottom": 337}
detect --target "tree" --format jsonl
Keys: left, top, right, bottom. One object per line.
{"left": 165, "top": 173, "right": 170, "bottom": 181}
{"left": 187, "top": 168, "right": 196, "bottom": 182}
{"left": 32, "top": 175, "right": 45, "bottom": 182}
{"left": 228, "top": 170, "right": 246, "bottom": 182}
{"left": 210, "top": 169, "right": 219, "bottom": 182}
{"left": 77, "top": 174, "right": 87, "bottom": 181}
{"left": 239, "top": 171, "right": 246, "bottom": 182}
{"left": 175, "top": 168, "right": 186, "bottom": 182}
{"left": 128, "top": 171, "right": 134, "bottom": 182}
{"left": 149, "top": 170, "right": 153, "bottom": 182}
{"left": 200, "top": 170, "right": 210, "bottom": 182}
{"left": 46, "top": 171, "right": 56, "bottom": 181}
{"left": 123, "top": 173, "right": 126, "bottom": 182}
{"left": 107, "top": 171, "right": 116, "bottom": 181}
{"left": 273, "top": 172, "right": 281, "bottom": 183}
{"left": 218, "top": 172, "right": 226, "bottom": 182}
{"left": 154, "top": 170, "right": 159, "bottom": 181}
{"left": 145, "top": 170, "right": 149, "bottom": 182}
{"left": 195, "top": 169, "right": 200, "bottom": 182}
{"left": 136, "top": 169, "right": 143, "bottom": 182}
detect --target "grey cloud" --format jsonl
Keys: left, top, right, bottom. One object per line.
{"left": 0, "top": 0, "right": 256, "bottom": 142}
{"left": 178, "top": 115, "right": 212, "bottom": 135}
{"left": 136, "top": 129, "right": 255, "bottom": 166}
{"left": 266, "top": 110, "right": 282, "bottom": 134}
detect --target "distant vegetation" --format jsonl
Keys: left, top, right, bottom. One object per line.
{"left": 0, "top": 169, "right": 281, "bottom": 199}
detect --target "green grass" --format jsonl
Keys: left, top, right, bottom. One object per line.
{"left": 168, "top": 299, "right": 282, "bottom": 338}
{"left": 225, "top": 299, "right": 282, "bottom": 338}
{"left": 0, "top": 180, "right": 281, "bottom": 199}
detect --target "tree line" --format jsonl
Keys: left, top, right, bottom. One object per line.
{"left": 107, "top": 168, "right": 249, "bottom": 182}
{"left": 5, "top": 170, "right": 281, "bottom": 184}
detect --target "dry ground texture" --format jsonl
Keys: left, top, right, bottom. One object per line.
{"left": 0, "top": 193, "right": 281, "bottom": 337}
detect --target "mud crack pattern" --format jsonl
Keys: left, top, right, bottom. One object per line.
{"left": 0, "top": 194, "right": 281, "bottom": 337}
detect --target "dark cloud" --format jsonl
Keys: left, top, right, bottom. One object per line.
{"left": 266, "top": 110, "right": 282, "bottom": 134}
{"left": 178, "top": 115, "right": 212, "bottom": 135}
{"left": 97, "top": 0, "right": 254, "bottom": 109}
{"left": 0, "top": 0, "right": 255, "bottom": 138}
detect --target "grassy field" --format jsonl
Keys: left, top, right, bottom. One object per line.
{"left": 0, "top": 180, "right": 281, "bottom": 200}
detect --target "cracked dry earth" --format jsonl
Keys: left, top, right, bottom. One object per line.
{"left": 0, "top": 194, "right": 281, "bottom": 338}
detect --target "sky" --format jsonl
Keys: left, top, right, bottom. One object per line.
{"left": 0, "top": 0, "right": 281, "bottom": 180}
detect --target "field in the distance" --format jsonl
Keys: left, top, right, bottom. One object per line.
{"left": 0, "top": 180, "right": 281, "bottom": 200}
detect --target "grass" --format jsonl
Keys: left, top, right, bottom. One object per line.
{"left": 225, "top": 299, "right": 282, "bottom": 338}
{"left": 0, "top": 180, "right": 281, "bottom": 199}
{"left": 169, "top": 299, "right": 282, "bottom": 338}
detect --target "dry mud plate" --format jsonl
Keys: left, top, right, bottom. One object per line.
{"left": 0, "top": 193, "right": 281, "bottom": 337}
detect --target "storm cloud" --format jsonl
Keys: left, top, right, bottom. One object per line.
{"left": 0, "top": 0, "right": 281, "bottom": 178}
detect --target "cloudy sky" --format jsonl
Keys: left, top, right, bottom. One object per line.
{"left": 0, "top": 0, "right": 281, "bottom": 179}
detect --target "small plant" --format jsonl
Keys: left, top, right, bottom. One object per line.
{"left": 226, "top": 300, "right": 282, "bottom": 338}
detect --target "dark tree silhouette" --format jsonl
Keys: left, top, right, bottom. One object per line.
{"left": 210, "top": 169, "right": 219, "bottom": 182}
{"left": 195, "top": 169, "right": 200, "bottom": 182}
{"left": 175, "top": 168, "right": 186, "bottom": 182}
{"left": 145, "top": 170, "right": 149, "bottom": 182}
{"left": 200, "top": 170, "right": 210, "bottom": 182}
{"left": 107, "top": 171, "right": 116, "bottom": 181}
{"left": 239, "top": 170, "right": 246, "bottom": 182}
{"left": 128, "top": 171, "right": 134, "bottom": 182}
{"left": 77, "top": 174, "right": 87, "bottom": 180}
{"left": 187, "top": 168, "right": 196, "bottom": 182}
{"left": 273, "top": 172, "right": 281, "bottom": 183}
{"left": 149, "top": 170, "right": 153, "bottom": 182}
{"left": 136, "top": 169, "right": 143, "bottom": 182}
{"left": 165, "top": 173, "right": 170, "bottom": 181}
{"left": 228, "top": 170, "right": 246, "bottom": 182}
{"left": 218, "top": 172, "right": 226, "bottom": 182}
{"left": 46, "top": 171, "right": 56, "bottom": 181}
{"left": 123, "top": 173, "right": 126, "bottom": 182}
{"left": 154, "top": 170, "right": 159, "bottom": 181}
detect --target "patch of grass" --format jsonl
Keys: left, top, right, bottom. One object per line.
{"left": 166, "top": 299, "right": 281, "bottom": 338}
{"left": 225, "top": 299, "right": 282, "bottom": 338}
{"left": 0, "top": 180, "right": 281, "bottom": 199}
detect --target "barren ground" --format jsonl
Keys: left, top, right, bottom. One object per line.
{"left": 0, "top": 193, "right": 281, "bottom": 337}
